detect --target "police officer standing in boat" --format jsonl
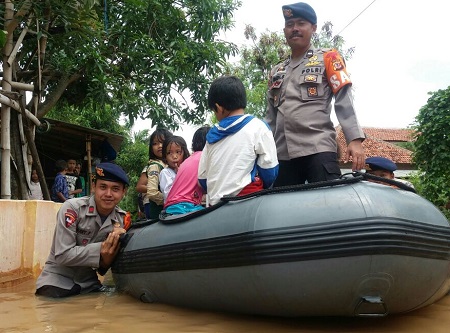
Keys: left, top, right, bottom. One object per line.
{"left": 266, "top": 2, "right": 366, "bottom": 186}
{"left": 36, "top": 162, "right": 129, "bottom": 298}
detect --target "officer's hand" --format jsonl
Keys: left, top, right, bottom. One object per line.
{"left": 99, "top": 230, "right": 122, "bottom": 269}
{"left": 346, "top": 139, "right": 365, "bottom": 171}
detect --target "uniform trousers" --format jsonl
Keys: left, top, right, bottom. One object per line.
{"left": 274, "top": 152, "right": 341, "bottom": 187}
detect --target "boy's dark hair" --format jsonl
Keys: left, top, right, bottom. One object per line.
{"left": 192, "top": 126, "right": 211, "bottom": 152}
{"left": 207, "top": 75, "right": 247, "bottom": 112}
{"left": 55, "top": 159, "right": 67, "bottom": 172}
{"left": 162, "top": 135, "right": 190, "bottom": 163}
{"left": 149, "top": 128, "right": 173, "bottom": 160}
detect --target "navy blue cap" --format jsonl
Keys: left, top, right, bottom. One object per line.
{"left": 95, "top": 162, "right": 129, "bottom": 186}
{"left": 365, "top": 157, "right": 397, "bottom": 172}
{"left": 282, "top": 2, "right": 317, "bottom": 25}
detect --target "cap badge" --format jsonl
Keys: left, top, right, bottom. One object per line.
{"left": 96, "top": 167, "right": 104, "bottom": 177}
{"left": 283, "top": 9, "right": 293, "bottom": 18}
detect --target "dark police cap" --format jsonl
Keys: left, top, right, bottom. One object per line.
{"left": 95, "top": 162, "right": 129, "bottom": 186}
{"left": 365, "top": 157, "right": 397, "bottom": 172}
{"left": 282, "top": 2, "right": 317, "bottom": 24}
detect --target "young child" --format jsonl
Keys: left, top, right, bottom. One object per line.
{"left": 159, "top": 135, "right": 190, "bottom": 203}
{"left": 51, "top": 160, "right": 69, "bottom": 203}
{"left": 65, "top": 158, "right": 82, "bottom": 199}
{"left": 164, "top": 126, "right": 210, "bottom": 215}
{"left": 198, "top": 75, "right": 279, "bottom": 206}
{"left": 135, "top": 128, "right": 172, "bottom": 219}
{"left": 75, "top": 162, "right": 87, "bottom": 197}
{"left": 29, "top": 168, "right": 44, "bottom": 200}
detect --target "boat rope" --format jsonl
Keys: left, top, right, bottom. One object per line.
{"left": 353, "top": 171, "right": 416, "bottom": 193}
{"left": 220, "top": 173, "right": 364, "bottom": 202}
{"left": 131, "top": 173, "right": 415, "bottom": 229}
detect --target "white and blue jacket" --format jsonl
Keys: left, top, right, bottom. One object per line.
{"left": 198, "top": 114, "right": 279, "bottom": 205}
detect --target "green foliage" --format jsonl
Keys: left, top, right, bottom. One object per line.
{"left": 312, "top": 22, "right": 355, "bottom": 60}
{"left": 395, "top": 141, "right": 415, "bottom": 152}
{"left": 116, "top": 130, "right": 151, "bottom": 214}
{"left": 0, "top": 30, "right": 7, "bottom": 48}
{"left": 225, "top": 22, "right": 354, "bottom": 119}
{"left": 5, "top": 0, "right": 241, "bottom": 130}
{"left": 413, "top": 87, "right": 450, "bottom": 215}
{"left": 46, "top": 101, "right": 128, "bottom": 135}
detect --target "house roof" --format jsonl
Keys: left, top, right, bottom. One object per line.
{"left": 336, "top": 126, "right": 414, "bottom": 168}
{"left": 362, "top": 127, "right": 415, "bottom": 142}
{"left": 34, "top": 118, "right": 124, "bottom": 177}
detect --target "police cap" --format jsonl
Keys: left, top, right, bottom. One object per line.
{"left": 365, "top": 157, "right": 397, "bottom": 172}
{"left": 282, "top": 2, "right": 317, "bottom": 25}
{"left": 95, "top": 162, "right": 129, "bottom": 186}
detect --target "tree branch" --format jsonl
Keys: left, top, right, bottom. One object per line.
{"left": 36, "top": 72, "right": 82, "bottom": 118}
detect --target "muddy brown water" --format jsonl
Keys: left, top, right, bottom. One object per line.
{"left": 2, "top": 274, "right": 450, "bottom": 333}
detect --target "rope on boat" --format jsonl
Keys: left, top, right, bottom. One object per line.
{"left": 220, "top": 173, "right": 365, "bottom": 202}
{"left": 354, "top": 171, "right": 417, "bottom": 193}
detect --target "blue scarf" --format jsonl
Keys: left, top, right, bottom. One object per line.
{"left": 206, "top": 115, "right": 254, "bottom": 144}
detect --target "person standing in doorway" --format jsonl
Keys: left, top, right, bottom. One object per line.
{"left": 29, "top": 168, "right": 44, "bottom": 200}
{"left": 65, "top": 158, "right": 82, "bottom": 198}
{"left": 75, "top": 162, "right": 87, "bottom": 197}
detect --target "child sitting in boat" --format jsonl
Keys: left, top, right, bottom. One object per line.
{"left": 135, "top": 128, "right": 172, "bottom": 219}
{"left": 160, "top": 135, "right": 190, "bottom": 203}
{"left": 198, "top": 75, "right": 279, "bottom": 206}
{"left": 163, "top": 126, "right": 210, "bottom": 215}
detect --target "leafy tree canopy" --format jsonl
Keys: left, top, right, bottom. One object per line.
{"left": 3, "top": 0, "right": 241, "bottom": 130}
{"left": 413, "top": 87, "right": 450, "bottom": 212}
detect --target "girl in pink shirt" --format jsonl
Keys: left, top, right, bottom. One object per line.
{"left": 164, "top": 126, "right": 210, "bottom": 215}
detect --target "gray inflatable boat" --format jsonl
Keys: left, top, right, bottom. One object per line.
{"left": 112, "top": 176, "right": 450, "bottom": 317}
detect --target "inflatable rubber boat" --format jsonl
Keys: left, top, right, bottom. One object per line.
{"left": 112, "top": 174, "right": 450, "bottom": 317}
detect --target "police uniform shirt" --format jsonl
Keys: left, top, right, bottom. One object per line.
{"left": 36, "top": 195, "right": 126, "bottom": 293}
{"left": 266, "top": 46, "right": 365, "bottom": 160}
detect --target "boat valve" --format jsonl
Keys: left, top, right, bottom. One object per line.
{"left": 354, "top": 296, "right": 388, "bottom": 317}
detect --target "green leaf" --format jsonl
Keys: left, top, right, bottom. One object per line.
{"left": 0, "top": 30, "right": 7, "bottom": 48}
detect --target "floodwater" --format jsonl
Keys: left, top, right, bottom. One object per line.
{"left": 2, "top": 274, "right": 450, "bottom": 333}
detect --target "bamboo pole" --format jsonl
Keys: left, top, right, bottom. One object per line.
{"left": 19, "top": 99, "right": 50, "bottom": 200}
{"left": 1, "top": 1, "right": 14, "bottom": 199}
{"left": 0, "top": 93, "right": 41, "bottom": 126}
{"left": 0, "top": 80, "right": 34, "bottom": 91}
{"left": 7, "top": 17, "right": 31, "bottom": 66}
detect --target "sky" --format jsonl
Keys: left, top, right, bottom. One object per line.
{"left": 136, "top": 0, "right": 450, "bottom": 143}
{"left": 223, "top": 0, "right": 450, "bottom": 129}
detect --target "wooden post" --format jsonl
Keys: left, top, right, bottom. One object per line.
{"left": 86, "top": 134, "right": 92, "bottom": 194}
{"left": 19, "top": 99, "right": 50, "bottom": 200}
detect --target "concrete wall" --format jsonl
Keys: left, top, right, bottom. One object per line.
{"left": 0, "top": 200, "right": 61, "bottom": 287}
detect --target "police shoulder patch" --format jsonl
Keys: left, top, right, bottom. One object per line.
{"left": 65, "top": 209, "right": 77, "bottom": 228}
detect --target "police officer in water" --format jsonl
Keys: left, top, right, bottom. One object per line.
{"left": 365, "top": 156, "right": 415, "bottom": 189}
{"left": 266, "top": 2, "right": 366, "bottom": 186}
{"left": 36, "top": 162, "right": 129, "bottom": 298}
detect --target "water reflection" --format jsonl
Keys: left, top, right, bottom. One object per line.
{"left": 1, "top": 278, "right": 450, "bottom": 333}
